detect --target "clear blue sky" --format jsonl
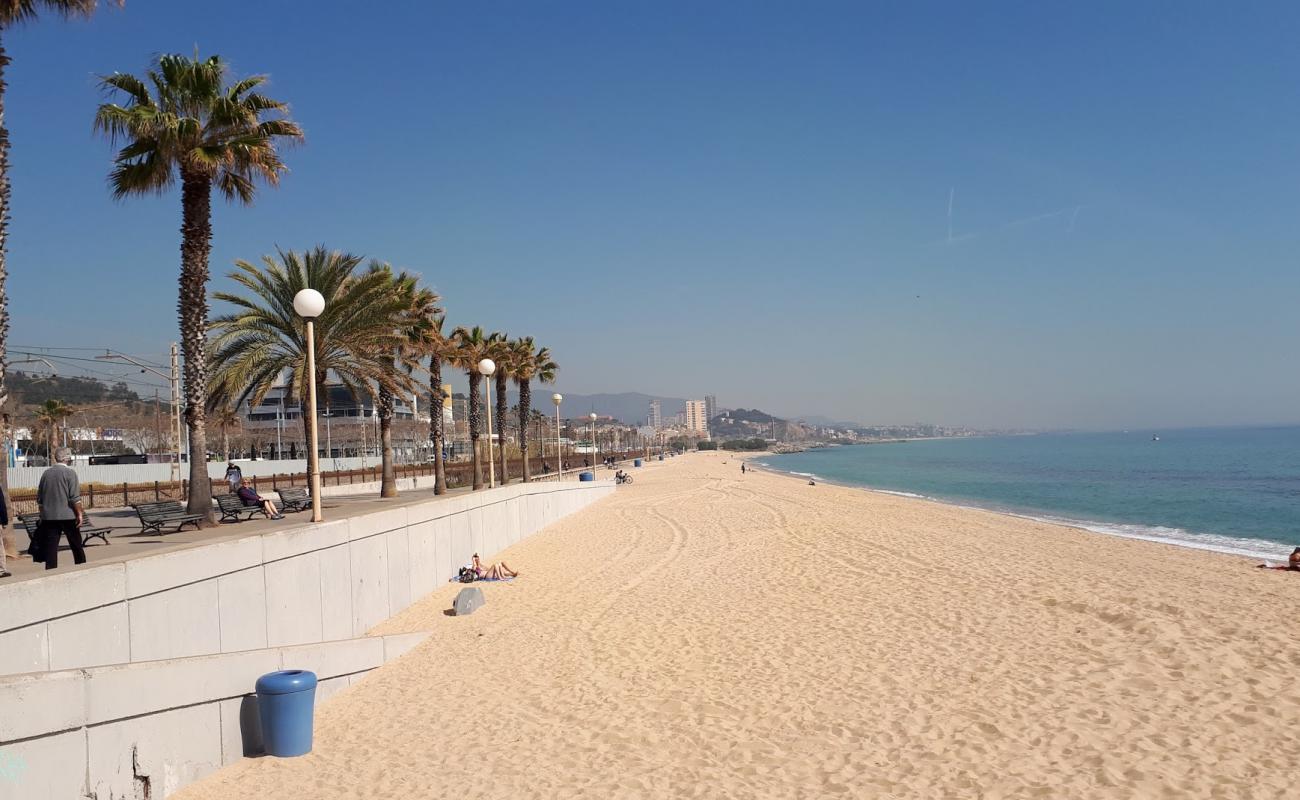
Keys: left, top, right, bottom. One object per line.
{"left": 8, "top": 1, "right": 1300, "bottom": 429}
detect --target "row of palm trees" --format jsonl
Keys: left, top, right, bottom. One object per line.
{"left": 0, "top": 6, "right": 558, "bottom": 521}
{"left": 206, "top": 247, "right": 558, "bottom": 506}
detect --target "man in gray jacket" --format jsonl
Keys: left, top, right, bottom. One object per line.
{"left": 37, "top": 447, "right": 86, "bottom": 570}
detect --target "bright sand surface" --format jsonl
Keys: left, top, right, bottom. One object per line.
{"left": 176, "top": 451, "right": 1300, "bottom": 799}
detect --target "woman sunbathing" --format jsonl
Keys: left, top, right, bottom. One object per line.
{"left": 1257, "top": 547, "right": 1300, "bottom": 571}
{"left": 472, "top": 553, "right": 519, "bottom": 580}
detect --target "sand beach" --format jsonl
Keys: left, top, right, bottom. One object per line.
{"left": 176, "top": 451, "right": 1300, "bottom": 799}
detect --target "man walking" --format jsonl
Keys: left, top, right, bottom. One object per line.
{"left": 37, "top": 448, "right": 86, "bottom": 570}
{"left": 0, "top": 488, "right": 10, "bottom": 578}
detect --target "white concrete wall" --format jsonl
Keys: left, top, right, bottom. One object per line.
{"left": 0, "top": 632, "right": 429, "bottom": 800}
{"left": 0, "top": 479, "right": 614, "bottom": 676}
{"left": 0, "top": 478, "right": 616, "bottom": 799}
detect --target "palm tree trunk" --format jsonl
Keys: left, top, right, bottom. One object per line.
{"left": 378, "top": 386, "right": 396, "bottom": 497}
{"left": 429, "top": 355, "right": 446, "bottom": 494}
{"left": 495, "top": 371, "right": 509, "bottom": 485}
{"left": 179, "top": 172, "right": 214, "bottom": 522}
{"left": 0, "top": 31, "right": 12, "bottom": 501}
{"left": 518, "top": 380, "right": 532, "bottom": 482}
{"left": 468, "top": 371, "right": 483, "bottom": 490}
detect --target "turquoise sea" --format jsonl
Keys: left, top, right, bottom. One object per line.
{"left": 758, "top": 426, "right": 1300, "bottom": 560}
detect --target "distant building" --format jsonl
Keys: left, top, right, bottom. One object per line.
{"left": 685, "top": 400, "right": 708, "bottom": 433}
{"left": 705, "top": 394, "right": 717, "bottom": 424}
{"left": 648, "top": 399, "right": 662, "bottom": 430}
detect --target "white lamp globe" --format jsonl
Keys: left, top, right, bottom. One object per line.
{"left": 552, "top": 393, "right": 563, "bottom": 406}
{"left": 589, "top": 412, "right": 598, "bottom": 421}
{"left": 293, "top": 288, "right": 326, "bottom": 319}
{"left": 477, "top": 358, "right": 495, "bottom": 377}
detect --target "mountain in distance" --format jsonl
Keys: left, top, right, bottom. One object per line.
{"left": 506, "top": 391, "right": 687, "bottom": 425}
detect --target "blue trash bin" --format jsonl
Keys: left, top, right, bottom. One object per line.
{"left": 256, "top": 669, "right": 318, "bottom": 757}
{"left": 634, "top": 459, "right": 642, "bottom": 467}
{"left": 579, "top": 471, "right": 594, "bottom": 481}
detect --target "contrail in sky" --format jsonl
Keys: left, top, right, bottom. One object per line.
{"left": 947, "top": 187, "right": 954, "bottom": 244}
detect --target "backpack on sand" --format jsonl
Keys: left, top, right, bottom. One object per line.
{"left": 458, "top": 567, "right": 477, "bottom": 584}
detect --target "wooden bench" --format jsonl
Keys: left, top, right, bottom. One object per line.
{"left": 277, "top": 487, "right": 312, "bottom": 513}
{"left": 216, "top": 493, "right": 265, "bottom": 523}
{"left": 132, "top": 501, "right": 204, "bottom": 535}
{"left": 18, "top": 514, "right": 112, "bottom": 546}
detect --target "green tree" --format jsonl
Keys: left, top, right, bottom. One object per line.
{"left": 486, "top": 332, "right": 514, "bottom": 484}
{"left": 510, "top": 337, "right": 557, "bottom": 482}
{"left": 95, "top": 52, "right": 303, "bottom": 522}
{"left": 449, "top": 326, "right": 495, "bottom": 490}
{"left": 208, "top": 247, "right": 412, "bottom": 491}
{"left": 424, "top": 315, "right": 453, "bottom": 495}
{"left": 33, "top": 398, "right": 74, "bottom": 458}
{"left": 376, "top": 273, "right": 440, "bottom": 498}
{"left": 0, "top": 0, "right": 121, "bottom": 495}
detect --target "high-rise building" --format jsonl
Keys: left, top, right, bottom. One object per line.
{"left": 648, "top": 399, "right": 662, "bottom": 430}
{"left": 685, "top": 400, "right": 709, "bottom": 433}
{"left": 704, "top": 394, "right": 717, "bottom": 424}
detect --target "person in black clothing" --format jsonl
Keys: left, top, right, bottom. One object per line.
{"left": 0, "top": 489, "right": 10, "bottom": 578}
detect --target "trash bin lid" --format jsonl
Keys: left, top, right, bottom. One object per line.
{"left": 256, "top": 669, "right": 318, "bottom": 695}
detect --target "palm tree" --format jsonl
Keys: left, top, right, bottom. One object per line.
{"left": 485, "top": 332, "right": 515, "bottom": 485}
{"left": 208, "top": 400, "right": 242, "bottom": 460}
{"left": 377, "top": 273, "right": 441, "bottom": 498}
{"left": 33, "top": 398, "right": 73, "bottom": 459}
{"left": 510, "top": 338, "right": 558, "bottom": 482}
{"left": 95, "top": 52, "right": 303, "bottom": 522}
{"left": 0, "top": 0, "right": 121, "bottom": 497}
{"left": 208, "top": 247, "right": 413, "bottom": 491}
{"left": 449, "top": 326, "right": 495, "bottom": 490}
{"left": 425, "top": 315, "right": 453, "bottom": 495}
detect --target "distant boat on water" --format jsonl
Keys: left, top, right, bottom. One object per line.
{"left": 1152, "top": 435, "right": 1160, "bottom": 442}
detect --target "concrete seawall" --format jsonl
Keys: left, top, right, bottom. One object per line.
{"left": 0, "top": 478, "right": 615, "bottom": 799}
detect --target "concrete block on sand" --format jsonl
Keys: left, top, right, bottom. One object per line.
{"left": 453, "top": 586, "right": 484, "bottom": 616}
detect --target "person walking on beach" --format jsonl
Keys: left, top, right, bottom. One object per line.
{"left": 0, "top": 489, "right": 11, "bottom": 578}
{"left": 37, "top": 448, "right": 86, "bottom": 571}
{"left": 224, "top": 461, "right": 243, "bottom": 493}
{"left": 741, "top": 463, "right": 746, "bottom": 475}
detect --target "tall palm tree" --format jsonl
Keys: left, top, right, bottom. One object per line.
{"left": 0, "top": 0, "right": 121, "bottom": 497}
{"left": 449, "top": 326, "right": 495, "bottom": 490}
{"left": 95, "top": 52, "right": 303, "bottom": 522}
{"left": 510, "top": 338, "right": 558, "bottom": 482}
{"left": 33, "top": 398, "right": 73, "bottom": 458}
{"left": 485, "top": 332, "right": 514, "bottom": 485}
{"left": 377, "top": 273, "right": 440, "bottom": 498}
{"left": 208, "top": 247, "right": 413, "bottom": 490}
{"left": 425, "top": 315, "right": 453, "bottom": 495}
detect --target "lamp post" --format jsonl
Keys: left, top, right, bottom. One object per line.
{"left": 552, "top": 393, "right": 563, "bottom": 480}
{"left": 589, "top": 412, "right": 598, "bottom": 472}
{"left": 293, "top": 288, "right": 326, "bottom": 522}
{"left": 478, "top": 358, "right": 496, "bottom": 488}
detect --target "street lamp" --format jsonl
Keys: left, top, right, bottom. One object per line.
{"left": 589, "top": 411, "right": 598, "bottom": 472}
{"left": 478, "top": 358, "right": 496, "bottom": 488}
{"left": 552, "top": 393, "right": 563, "bottom": 479}
{"left": 293, "top": 288, "right": 326, "bottom": 522}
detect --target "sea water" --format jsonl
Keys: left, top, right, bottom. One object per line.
{"left": 760, "top": 426, "right": 1300, "bottom": 560}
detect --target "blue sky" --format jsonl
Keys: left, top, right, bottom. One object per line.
{"left": 8, "top": 1, "right": 1300, "bottom": 429}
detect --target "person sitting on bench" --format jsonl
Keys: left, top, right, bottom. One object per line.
{"left": 237, "top": 479, "right": 284, "bottom": 520}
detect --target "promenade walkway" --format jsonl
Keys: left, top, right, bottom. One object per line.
{"left": 1, "top": 467, "right": 596, "bottom": 585}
